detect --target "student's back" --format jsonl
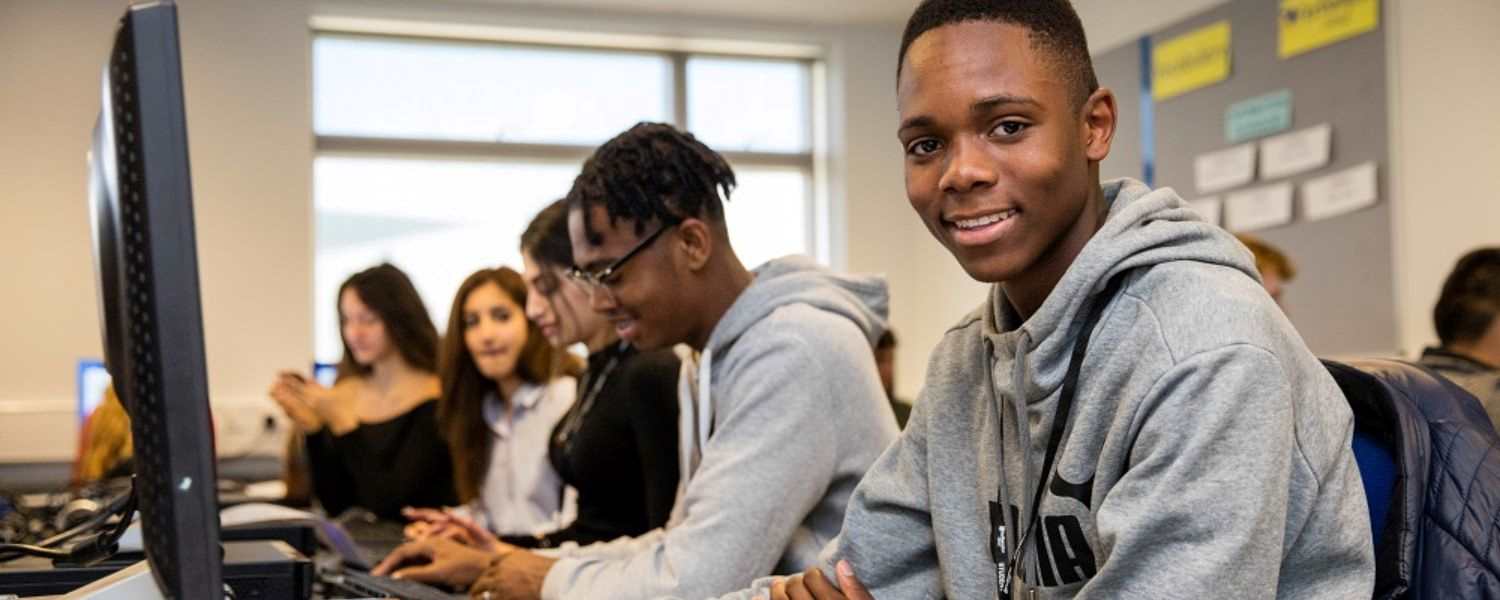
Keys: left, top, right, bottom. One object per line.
{"left": 1418, "top": 246, "right": 1500, "bottom": 429}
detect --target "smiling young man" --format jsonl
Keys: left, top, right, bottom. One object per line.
{"left": 379, "top": 122, "right": 899, "bottom": 599}
{"left": 749, "top": 1, "right": 1375, "bottom": 599}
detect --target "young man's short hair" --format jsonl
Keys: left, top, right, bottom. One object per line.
{"left": 1434, "top": 247, "right": 1500, "bottom": 346}
{"left": 566, "top": 122, "right": 736, "bottom": 239}
{"left": 1237, "top": 234, "right": 1298, "bottom": 282}
{"left": 897, "top": 0, "right": 1099, "bottom": 107}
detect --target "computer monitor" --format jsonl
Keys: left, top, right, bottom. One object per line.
{"left": 312, "top": 362, "right": 339, "bottom": 388}
{"left": 87, "top": 1, "right": 223, "bottom": 597}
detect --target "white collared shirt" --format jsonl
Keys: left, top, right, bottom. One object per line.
{"left": 476, "top": 376, "right": 577, "bottom": 536}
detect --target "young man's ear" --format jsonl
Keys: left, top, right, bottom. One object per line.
{"left": 1081, "top": 87, "right": 1117, "bottom": 163}
{"left": 675, "top": 218, "right": 715, "bottom": 271}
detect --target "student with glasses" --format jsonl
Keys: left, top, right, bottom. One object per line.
{"left": 521, "top": 199, "right": 684, "bottom": 549}
{"left": 377, "top": 122, "right": 899, "bottom": 599}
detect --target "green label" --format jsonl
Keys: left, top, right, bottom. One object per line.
{"left": 1226, "top": 89, "right": 1293, "bottom": 143}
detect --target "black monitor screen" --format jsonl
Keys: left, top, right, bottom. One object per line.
{"left": 88, "top": 1, "right": 223, "bottom": 597}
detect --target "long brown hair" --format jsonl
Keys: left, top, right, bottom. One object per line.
{"left": 438, "top": 267, "right": 582, "bottom": 502}
{"left": 335, "top": 263, "right": 439, "bottom": 381}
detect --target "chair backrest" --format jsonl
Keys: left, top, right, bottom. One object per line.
{"left": 1349, "top": 429, "right": 1395, "bottom": 544}
{"left": 1323, "top": 358, "right": 1500, "bottom": 600}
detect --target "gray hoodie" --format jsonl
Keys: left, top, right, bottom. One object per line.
{"left": 730, "top": 178, "right": 1374, "bottom": 599}
{"left": 540, "top": 256, "right": 899, "bottom": 599}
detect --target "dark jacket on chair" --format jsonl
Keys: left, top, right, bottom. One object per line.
{"left": 1324, "top": 358, "right": 1500, "bottom": 600}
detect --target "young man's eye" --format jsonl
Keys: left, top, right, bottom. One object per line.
{"left": 906, "top": 138, "right": 942, "bottom": 157}
{"left": 991, "top": 120, "right": 1028, "bottom": 137}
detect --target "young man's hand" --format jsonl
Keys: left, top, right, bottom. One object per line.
{"left": 371, "top": 536, "right": 506, "bottom": 589}
{"left": 761, "top": 560, "right": 873, "bottom": 600}
{"left": 469, "top": 549, "right": 557, "bottom": 600}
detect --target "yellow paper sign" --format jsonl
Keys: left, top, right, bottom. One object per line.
{"left": 1153, "top": 21, "right": 1232, "bottom": 102}
{"left": 1279, "top": 0, "right": 1379, "bottom": 59}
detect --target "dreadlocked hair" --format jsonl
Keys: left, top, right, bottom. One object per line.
{"left": 567, "top": 122, "right": 736, "bottom": 237}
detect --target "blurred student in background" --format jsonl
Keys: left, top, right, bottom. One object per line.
{"left": 1420, "top": 247, "right": 1500, "bottom": 428}
{"left": 516, "top": 199, "right": 681, "bottom": 546}
{"left": 1237, "top": 234, "right": 1297, "bottom": 308}
{"left": 269, "top": 263, "right": 456, "bottom": 520}
{"left": 72, "top": 386, "right": 132, "bottom": 485}
{"left": 428, "top": 267, "right": 580, "bottom": 542}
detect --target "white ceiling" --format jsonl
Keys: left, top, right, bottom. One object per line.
{"left": 459, "top": 0, "right": 1228, "bottom": 53}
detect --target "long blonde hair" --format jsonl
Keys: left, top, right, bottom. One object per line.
{"left": 74, "top": 386, "right": 133, "bottom": 484}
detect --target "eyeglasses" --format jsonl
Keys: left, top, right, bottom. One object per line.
{"left": 566, "top": 222, "right": 677, "bottom": 296}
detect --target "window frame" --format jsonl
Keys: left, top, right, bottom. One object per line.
{"left": 311, "top": 29, "right": 825, "bottom": 258}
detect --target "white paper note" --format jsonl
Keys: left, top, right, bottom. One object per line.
{"left": 1302, "top": 161, "right": 1378, "bottom": 221}
{"left": 1225, "top": 182, "right": 1294, "bottom": 232}
{"left": 1194, "top": 144, "right": 1257, "bottom": 194}
{"left": 1259, "top": 123, "right": 1331, "bottom": 180}
{"left": 1189, "top": 197, "right": 1222, "bottom": 226}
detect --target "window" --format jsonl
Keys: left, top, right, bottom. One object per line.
{"left": 312, "top": 31, "right": 821, "bottom": 362}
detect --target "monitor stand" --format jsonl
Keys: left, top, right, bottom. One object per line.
{"left": 59, "top": 560, "right": 165, "bottom": 599}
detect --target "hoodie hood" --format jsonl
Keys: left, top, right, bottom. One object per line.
{"left": 986, "top": 178, "right": 1260, "bottom": 401}
{"left": 706, "top": 255, "right": 889, "bottom": 357}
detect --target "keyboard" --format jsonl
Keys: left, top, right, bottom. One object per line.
{"left": 322, "top": 569, "right": 463, "bottom": 600}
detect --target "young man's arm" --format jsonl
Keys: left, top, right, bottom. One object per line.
{"left": 1079, "top": 344, "right": 1363, "bottom": 598}
{"left": 717, "top": 345, "right": 950, "bottom": 600}
{"left": 809, "top": 394, "right": 943, "bottom": 597}
{"left": 538, "top": 317, "right": 893, "bottom": 599}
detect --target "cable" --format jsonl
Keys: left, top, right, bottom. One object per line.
{"left": 0, "top": 542, "right": 71, "bottom": 560}
{"left": 39, "top": 486, "right": 132, "bottom": 548}
{"left": 0, "top": 479, "right": 137, "bottom": 565}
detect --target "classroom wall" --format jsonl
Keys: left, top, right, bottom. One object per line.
{"left": 1154, "top": 0, "right": 1397, "bottom": 357}
{"left": 1087, "top": 0, "right": 1500, "bottom": 359}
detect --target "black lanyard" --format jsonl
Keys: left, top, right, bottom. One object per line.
{"left": 994, "top": 273, "right": 1126, "bottom": 598}
{"left": 554, "top": 341, "right": 627, "bottom": 453}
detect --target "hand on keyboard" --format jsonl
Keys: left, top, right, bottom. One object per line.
{"left": 401, "top": 507, "right": 502, "bottom": 553}
{"left": 371, "top": 535, "right": 500, "bottom": 589}
{"left": 331, "top": 569, "right": 461, "bottom": 600}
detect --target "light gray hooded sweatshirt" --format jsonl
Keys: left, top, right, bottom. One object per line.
{"left": 728, "top": 179, "right": 1374, "bottom": 599}
{"left": 539, "top": 256, "right": 899, "bottom": 599}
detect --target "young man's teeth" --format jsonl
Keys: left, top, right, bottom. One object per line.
{"left": 955, "top": 210, "right": 1014, "bottom": 229}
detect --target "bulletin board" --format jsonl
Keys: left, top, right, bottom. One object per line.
{"left": 1094, "top": 0, "right": 1394, "bottom": 356}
